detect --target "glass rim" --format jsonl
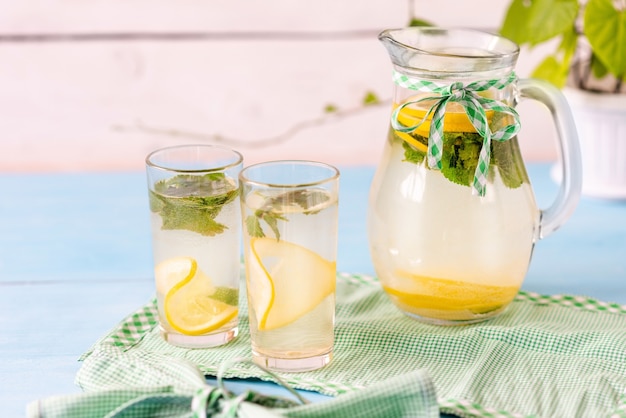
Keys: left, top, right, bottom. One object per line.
{"left": 145, "top": 144, "right": 243, "bottom": 174}
{"left": 379, "top": 27, "right": 520, "bottom": 60}
{"left": 239, "top": 160, "right": 340, "bottom": 188}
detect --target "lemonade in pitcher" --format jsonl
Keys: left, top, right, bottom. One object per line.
{"left": 241, "top": 161, "right": 339, "bottom": 372}
{"left": 368, "top": 27, "right": 582, "bottom": 325}
{"left": 369, "top": 100, "right": 539, "bottom": 324}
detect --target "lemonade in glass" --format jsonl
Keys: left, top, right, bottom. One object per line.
{"left": 240, "top": 161, "right": 339, "bottom": 372}
{"left": 146, "top": 145, "right": 242, "bottom": 348}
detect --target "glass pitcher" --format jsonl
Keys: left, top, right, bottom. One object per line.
{"left": 368, "top": 27, "right": 582, "bottom": 325}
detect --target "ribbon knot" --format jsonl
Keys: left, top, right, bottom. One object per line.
{"left": 443, "top": 82, "right": 466, "bottom": 100}
{"left": 391, "top": 71, "right": 521, "bottom": 196}
{"left": 191, "top": 386, "right": 226, "bottom": 418}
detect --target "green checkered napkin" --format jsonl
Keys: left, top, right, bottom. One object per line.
{"left": 30, "top": 273, "right": 626, "bottom": 418}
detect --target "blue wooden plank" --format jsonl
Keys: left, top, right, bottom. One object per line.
{"left": 0, "top": 280, "right": 153, "bottom": 417}
{"left": 524, "top": 165, "right": 626, "bottom": 300}
{"left": 0, "top": 172, "right": 153, "bottom": 282}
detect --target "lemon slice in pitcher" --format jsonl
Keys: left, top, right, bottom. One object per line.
{"left": 386, "top": 270, "right": 518, "bottom": 315}
{"left": 248, "top": 238, "right": 335, "bottom": 331}
{"left": 156, "top": 257, "right": 237, "bottom": 335}
{"left": 394, "top": 97, "right": 494, "bottom": 137}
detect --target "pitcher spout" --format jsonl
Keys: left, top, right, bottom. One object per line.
{"left": 378, "top": 27, "right": 519, "bottom": 75}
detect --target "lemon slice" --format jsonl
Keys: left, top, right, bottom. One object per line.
{"left": 394, "top": 96, "right": 494, "bottom": 137}
{"left": 386, "top": 270, "right": 518, "bottom": 313}
{"left": 394, "top": 131, "right": 428, "bottom": 153}
{"left": 248, "top": 238, "right": 335, "bottom": 331}
{"left": 156, "top": 257, "right": 237, "bottom": 336}
{"left": 155, "top": 257, "right": 206, "bottom": 294}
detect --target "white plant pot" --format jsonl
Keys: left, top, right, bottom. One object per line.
{"left": 563, "top": 87, "right": 626, "bottom": 199}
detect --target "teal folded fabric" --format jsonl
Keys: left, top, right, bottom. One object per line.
{"left": 29, "top": 272, "right": 626, "bottom": 417}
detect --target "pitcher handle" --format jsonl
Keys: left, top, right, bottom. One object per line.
{"left": 517, "top": 78, "right": 582, "bottom": 240}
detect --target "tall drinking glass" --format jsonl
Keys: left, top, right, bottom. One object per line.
{"left": 146, "top": 144, "right": 242, "bottom": 348}
{"left": 240, "top": 161, "right": 340, "bottom": 372}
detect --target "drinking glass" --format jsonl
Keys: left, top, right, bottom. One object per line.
{"left": 146, "top": 144, "right": 242, "bottom": 348}
{"left": 240, "top": 161, "right": 340, "bottom": 372}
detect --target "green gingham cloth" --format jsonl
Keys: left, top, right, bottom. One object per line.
{"left": 29, "top": 272, "right": 626, "bottom": 418}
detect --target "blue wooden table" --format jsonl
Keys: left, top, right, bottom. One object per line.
{"left": 1, "top": 164, "right": 625, "bottom": 417}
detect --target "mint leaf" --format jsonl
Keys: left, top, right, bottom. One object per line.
{"left": 490, "top": 113, "right": 529, "bottom": 189}
{"left": 245, "top": 215, "right": 264, "bottom": 238}
{"left": 396, "top": 129, "right": 481, "bottom": 187}
{"left": 246, "top": 208, "right": 287, "bottom": 240}
{"left": 259, "top": 211, "right": 284, "bottom": 240}
{"left": 290, "top": 190, "right": 330, "bottom": 215}
{"left": 493, "top": 138, "right": 529, "bottom": 189}
{"left": 212, "top": 287, "right": 238, "bottom": 306}
{"left": 394, "top": 115, "right": 529, "bottom": 190}
{"left": 402, "top": 139, "right": 426, "bottom": 165}
{"left": 159, "top": 199, "right": 228, "bottom": 236}
{"left": 440, "top": 132, "right": 481, "bottom": 187}
{"left": 395, "top": 130, "right": 427, "bottom": 164}
{"left": 149, "top": 192, "right": 165, "bottom": 213}
{"left": 244, "top": 189, "right": 329, "bottom": 241}
{"left": 150, "top": 174, "right": 239, "bottom": 236}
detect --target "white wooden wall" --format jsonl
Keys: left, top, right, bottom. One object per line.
{"left": 0, "top": 0, "right": 557, "bottom": 172}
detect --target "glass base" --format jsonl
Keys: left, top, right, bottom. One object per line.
{"left": 160, "top": 326, "right": 238, "bottom": 348}
{"left": 400, "top": 306, "right": 508, "bottom": 326}
{"left": 252, "top": 350, "right": 333, "bottom": 372}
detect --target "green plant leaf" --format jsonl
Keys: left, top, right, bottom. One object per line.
{"left": 585, "top": 0, "right": 626, "bottom": 78}
{"left": 500, "top": 0, "right": 533, "bottom": 43}
{"left": 407, "top": 18, "right": 433, "bottom": 27}
{"left": 529, "top": 28, "right": 577, "bottom": 87}
{"left": 362, "top": 91, "right": 379, "bottom": 105}
{"left": 532, "top": 56, "right": 568, "bottom": 87}
{"left": 591, "top": 55, "right": 609, "bottom": 79}
{"left": 500, "top": 0, "right": 578, "bottom": 45}
{"left": 559, "top": 26, "right": 578, "bottom": 68}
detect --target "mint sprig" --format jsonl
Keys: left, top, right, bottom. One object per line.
{"left": 150, "top": 173, "right": 239, "bottom": 236}
{"left": 396, "top": 128, "right": 528, "bottom": 189}
{"left": 212, "top": 287, "right": 239, "bottom": 306}
{"left": 245, "top": 189, "right": 330, "bottom": 240}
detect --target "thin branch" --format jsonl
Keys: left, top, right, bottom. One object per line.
{"left": 615, "top": 77, "right": 623, "bottom": 94}
{"left": 0, "top": 30, "right": 380, "bottom": 44}
{"left": 408, "top": 0, "right": 416, "bottom": 20}
{"left": 113, "top": 99, "right": 390, "bottom": 148}
{"left": 582, "top": 53, "right": 594, "bottom": 90}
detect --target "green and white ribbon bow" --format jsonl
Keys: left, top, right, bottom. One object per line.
{"left": 391, "top": 70, "right": 521, "bottom": 196}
